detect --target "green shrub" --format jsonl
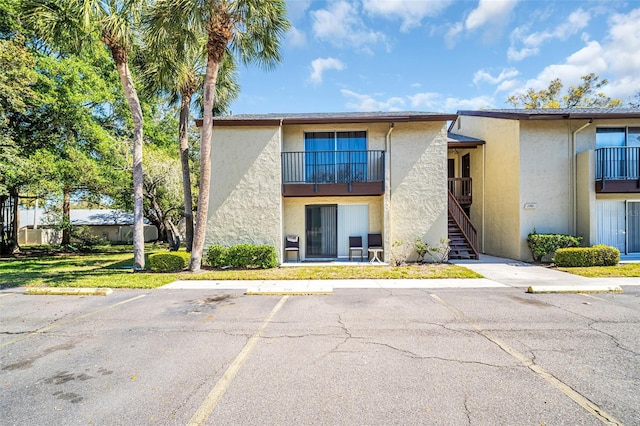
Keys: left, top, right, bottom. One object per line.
{"left": 149, "top": 251, "right": 191, "bottom": 272}
{"left": 206, "top": 244, "right": 277, "bottom": 269}
{"left": 206, "top": 245, "right": 229, "bottom": 268}
{"left": 527, "top": 230, "right": 582, "bottom": 262}
{"left": 553, "top": 245, "right": 620, "bottom": 267}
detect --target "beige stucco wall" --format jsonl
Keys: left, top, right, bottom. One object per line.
{"left": 518, "top": 121, "right": 575, "bottom": 259}
{"left": 389, "top": 122, "right": 448, "bottom": 261}
{"left": 282, "top": 195, "right": 383, "bottom": 260}
{"left": 576, "top": 150, "right": 595, "bottom": 246}
{"left": 205, "top": 125, "right": 283, "bottom": 258}
{"left": 206, "top": 119, "right": 449, "bottom": 263}
{"left": 455, "top": 116, "right": 521, "bottom": 259}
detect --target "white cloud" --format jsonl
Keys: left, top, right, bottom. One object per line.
{"left": 443, "top": 96, "right": 496, "bottom": 111}
{"left": 286, "top": 0, "right": 312, "bottom": 21}
{"left": 473, "top": 68, "right": 520, "bottom": 86}
{"left": 444, "top": 22, "right": 463, "bottom": 48}
{"left": 446, "top": 0, "right": 517, "bottom": 48}
{"left": 311, "top": 1, "right": 386, "bottom": 50}
{"left": 287, "top": 25, "right": 306, "bottom": 47}
{"left": 598, "top": 8, "right": 640, "bottom": 99}
{"left": 516, "top": 41, "right": 607, "bottom": 94}
{"left": 362, "top": 0, "right": 453, "bottom": 31}
{"left": 409, "top": 92, "right": 495, "bottom": 112}
{"left": 309, "top": 58, "right": 346, "bottom": 84}
{"left": 341, "top": 89, "right": 406, "bottom": 111}
{"left": 508, "top": 8, "right": 591, "bottom": 61}
{"left": 465, "top": 0, "right": 518, "bottom": 31}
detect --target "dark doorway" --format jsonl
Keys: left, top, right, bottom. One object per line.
{"left": 305, "top": 205, "right": 337, "bottom": 258}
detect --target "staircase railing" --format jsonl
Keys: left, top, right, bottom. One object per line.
{"left": 448, "top": 190, "right": 479, "bottom": 259}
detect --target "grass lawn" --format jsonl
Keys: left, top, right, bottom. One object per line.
{"left": 0, "top": 245, "right": 481, "bottom": 289}
{"left": 557, "top": 263, "right": 640, "bottom": 278}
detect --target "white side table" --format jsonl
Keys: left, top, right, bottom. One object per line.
{"left": 368, "top": 248, "right": 383, "bottom": 264}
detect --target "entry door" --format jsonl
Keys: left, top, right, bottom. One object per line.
{"left": 596, "top": 200, "right": 626, "bottom": 253}
{"left": 306, "top": 205, "right": 337, "bottom": 258}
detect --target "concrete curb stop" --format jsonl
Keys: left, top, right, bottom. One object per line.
{"left": 527, "top": 285, "right": 623, "bottom": 294}
{"left": 25, "top": 287, "right": 113, "bottom": 296}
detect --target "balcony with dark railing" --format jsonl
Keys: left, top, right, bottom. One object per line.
{"left": 281, "top": 150, "right": 385, "bottom": 196}
{"left": 448, "top": 177, "right": 472, "bottom": 205}
{"left": 595, "top": 147, "right": 640, "bottom": 192}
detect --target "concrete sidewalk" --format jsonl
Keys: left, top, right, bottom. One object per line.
{"left": 160, "top": 254, "right": 639, "bottom": 292}
{"left": 451, "top": 254, "right": 639, "bottom": 288}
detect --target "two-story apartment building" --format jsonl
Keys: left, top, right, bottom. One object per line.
{"left": 203, "top": 112, "right": 457, "bottom": 263}
{"left": 449, "top": 109, "right": 640, "bottom": 261}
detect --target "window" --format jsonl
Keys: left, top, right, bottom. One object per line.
{"left": 596, "top": 127, "right": 640, "bottom": 180}
{"left": 304, "top": 131, "right": 367, "bottom": 183}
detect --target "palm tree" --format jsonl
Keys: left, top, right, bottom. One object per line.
{"left": 141, "top": 27, "right": 240, "bottom": 252}
{"left": 147, "top": 0, "right": 290, "bottom": 271}
{"left": 24, "top": 0, "right": 147, "bottom": 270}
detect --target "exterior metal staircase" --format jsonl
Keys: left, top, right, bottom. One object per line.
{"left": 447, "top": 191, "right": 479, "bottom": 260}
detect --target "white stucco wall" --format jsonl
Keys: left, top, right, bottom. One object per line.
{"left": 389, "top": 122, "right": 448, "bottom": 261}
{"left": 205, "top": 125, "right": 283, "bottom": 258}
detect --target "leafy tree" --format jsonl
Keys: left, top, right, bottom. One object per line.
{"left": 630, "top": 91, "right": 640, "bottom": 109}
{"left": 142, "top": 145, "right": 183, "bottom": 249}
{"left": 24, "top": 0, "right": 148, "bottom": 270}
{"left": 507, "top": 73, "right": 622, "bottom": 109}
{"left": 146, "top": 0, "right": 290, "bottom": 271}
{"left": 141, "top": 20, "right": 240, "bottom": 251}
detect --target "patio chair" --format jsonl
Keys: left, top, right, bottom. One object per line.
{"left": 367, "top": 233, "right": 383, "bottom": 262}
{"left": 349, "top": 236, "right": 364, "bottom": 262}
{"left": 284, "top": 235, "right": 300, "bottom": 262}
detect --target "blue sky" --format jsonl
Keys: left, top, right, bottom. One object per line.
{"left": 230, "top": 0, "right": 640, "bottom": 115}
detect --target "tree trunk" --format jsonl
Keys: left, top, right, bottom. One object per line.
{"left": 165, "top": 218, "right": 181, "bottom": 251}
{"left": 179, "top": 91, "right": 194, "bottom": 252}
{"left": 62, "top": 189, "right": 71, "bottom": 245}
{"left": 113, "top": 57, "right": 145, "bottom": 271}
{"left": 190, "top": 59, "right": 221, "bottom": 272}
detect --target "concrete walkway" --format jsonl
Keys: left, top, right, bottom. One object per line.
{"left": 161, "top": 254, "right": 639, "bottom": 291}
{"left": 451, "top": 254, "right": 640, "bottom": 288}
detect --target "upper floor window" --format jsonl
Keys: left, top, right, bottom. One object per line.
{"left": 304, "top": 131, "right": 368, "bottom": 183}
{"left": 596, "top": 127, "right": 640, "bottom": 148}
{"left": 305, "top": 131, "right": 367, "bottom": 151}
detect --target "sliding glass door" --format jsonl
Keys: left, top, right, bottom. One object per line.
{"left": 305, "top": 205, "right": 337, "bottom": 258}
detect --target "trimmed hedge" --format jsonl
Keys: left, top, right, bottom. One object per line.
{"left": 206, "top": 243, "right": 277, "bottom": 269}
{"left": 206, "top": 245, "right": 229, "bottom": 268}
{"left": 149, "top": 251, "right": 191, "bottom": 272}
{"left": 553, "top": 244, "right": 620, "bottom": 267}
{"left": 527, "top": 231, "right": 582, "bottom": 262}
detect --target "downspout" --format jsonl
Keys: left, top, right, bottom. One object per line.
{"left": 385, "top": 123, "right": 394, "bottom": 260}
{"left": 482, "top": 142, "right": 486, "bottom": 253}
{"left": 571, "top": 119, "right": 592, "bottom": 234}
{"left": 279, "top": 119, "right": 284, "bottom": 263}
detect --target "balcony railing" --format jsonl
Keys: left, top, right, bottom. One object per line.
{"left": 448, "top": 177, "right": 472, "bottom": 205}
{"left": 282, "top": 150, "right": 384, "bottom": 185}
{"left": 596, "top": 147, "right": 640, "bottom": 180}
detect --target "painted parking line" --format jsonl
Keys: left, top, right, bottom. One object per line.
{"left": 0, "top": 294, "right": 147, "bottom": 348}
{"left": 430, "top": 293, "right": 622, "bottom": 426}
{"left": 188, "top": 295, "right": 289, "bottom": 426}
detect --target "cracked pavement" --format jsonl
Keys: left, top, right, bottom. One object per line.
{"left": 1, "top": 286, "right": 639, "bottom": 425}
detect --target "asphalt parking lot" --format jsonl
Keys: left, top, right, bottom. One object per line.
{"left": 1, "top": 286, "right": 639, "bottom": 425}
